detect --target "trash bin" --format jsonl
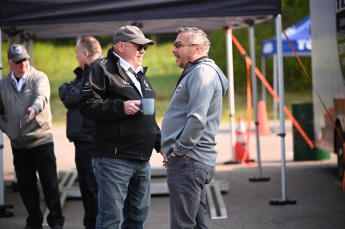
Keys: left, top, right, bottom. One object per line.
{"left": 292, "top": 102, "right": 330, "bottom": 161}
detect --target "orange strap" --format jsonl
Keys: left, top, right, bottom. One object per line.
{"left": 282, "top": 28, "right": 344, "bottom": 145}
{"left": 232, "top": 34, "right": 314, "bottom": 149}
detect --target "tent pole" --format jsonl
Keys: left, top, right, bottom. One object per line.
{"left": 269, "top": 14, "right": 296, "bottom": 206}
{"left": 273, "top": 55, "right": 278, "bottom": 121}
{"left": 248, "top": 23, "right": 270, "bottom": 182}
{"left": 261, "top": 56, "right": 266, "bottom": 101}
{"left": 0, "top": 28, "right": 14, "bottom": 217}
{"left": 223, "top": 27, "right": 238, "bottom": 164}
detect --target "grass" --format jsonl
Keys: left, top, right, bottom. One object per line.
{"left": 2, "top": 41, "right": 312, "bottom": 126}
{"left": 52, "top": 88, "right": 312, "bottom": 126}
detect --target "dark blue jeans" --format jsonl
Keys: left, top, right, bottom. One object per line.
{"left": 167, "top": 155, "right": 214, "bottom": 229}
{"left": 74, "top": 141, "right": 98, "bottom": 229}
{"left": 92, "top": 157, "right": 151, "bottom": 229}
{"left": 12, "top": 142, "right": 65, "bottom": 228}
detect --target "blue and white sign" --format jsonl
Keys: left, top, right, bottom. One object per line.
{"left": 261, "top": 16, "right": 311, "bottom": 57}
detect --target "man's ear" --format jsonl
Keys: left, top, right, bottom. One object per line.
{"left": 116, "top": 42, "right": 125, "bottom": 53}
{"left": 194, "top": 44, "right": 202, "bottom": 54}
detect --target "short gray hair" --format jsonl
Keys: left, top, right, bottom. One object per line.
{"left": 176, "top": 27, "right": 210, "bottom": 54}
{"left": 77, "top": 36, "right": 102, "bottom": 61}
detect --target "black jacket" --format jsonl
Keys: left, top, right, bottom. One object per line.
{"left": 78, "top": 48, "right": 161, "bottom": 160}
{"left": 59, "top": 67, "right": 94, "bottom": 142}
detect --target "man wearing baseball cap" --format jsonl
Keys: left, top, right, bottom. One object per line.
{"left": 0, "top": 44, "right": 65, "bottom": 229}
{"left": 7, "top": 44, "right": 30, "bottom": 62}
{"left": 79, "top": 26, "right": 165, "bottom": 228}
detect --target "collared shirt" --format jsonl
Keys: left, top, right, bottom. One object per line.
{"left": 113, "top": 51, "right": 143, "bottom": 96}
{"left": 11, "top": 67, "right": 30, "bottom": 92}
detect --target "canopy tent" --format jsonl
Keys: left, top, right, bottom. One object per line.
{"left": 261, "top": 15, "right": 311, "bottom": 57}
{"left": 0, "top": 0, "right": 280, "bottom": 38}
{"left": 260, "top": 15, "right": 311, "bottom": 120}
{"left": 0, "top": 0, "right": 293, "bottom": 209}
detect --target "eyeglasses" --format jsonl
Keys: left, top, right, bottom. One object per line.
{"left": 127, "top": 42, "right": 149, "bottom": 51}
{"left": 173, "top": 42, "right": 197, "bottom": 48}
{"left": 13, "top": 58, "right": 28, "bottom": 64}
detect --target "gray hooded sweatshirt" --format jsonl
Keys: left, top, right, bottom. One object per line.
{"left": 161, "top": 57, "right": 228, "bottom": 166}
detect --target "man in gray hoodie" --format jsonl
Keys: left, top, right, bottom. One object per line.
{"left": 161, "top": 27, "right": 229, "bottom": 229}
{"left": 0, "top": 44, "right": 64, "bottom": 229}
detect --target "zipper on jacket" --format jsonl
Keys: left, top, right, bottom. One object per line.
{"left": 141, "top": 115, "right": 150, "bottom": 160}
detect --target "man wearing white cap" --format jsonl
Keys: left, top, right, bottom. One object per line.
{"left": 79, "top": 26, "right": 166, "bottom": 229}
{"left": 0, "top": 44, "right": 64, "bottom": 229}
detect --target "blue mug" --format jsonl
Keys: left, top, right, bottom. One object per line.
{"left": 140, "top": 98, "right": 155, "bottom": 115}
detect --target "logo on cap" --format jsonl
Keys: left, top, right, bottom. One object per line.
{"left": 13, "top": 46, "right": 23, "bottom": 54}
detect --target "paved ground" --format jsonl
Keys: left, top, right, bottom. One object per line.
{"left": 1, "top": 121, "right": 345, "bottom": 229}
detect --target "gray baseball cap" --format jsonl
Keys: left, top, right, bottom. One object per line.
{"left": 7, "top": 44, "right": 30, "bottom": 62}
{"left": 113, "top": 25, "right": 154, "bottom": 45}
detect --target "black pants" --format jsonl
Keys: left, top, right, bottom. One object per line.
{"left": 12, "top": 142, "right": 65, "bottom": 228}
{"left": 74, "top": 141, "right": 98, "bottom": 229}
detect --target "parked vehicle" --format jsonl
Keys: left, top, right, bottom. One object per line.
{"left": 311, "top": 0, "right": 345, "bottom": 180}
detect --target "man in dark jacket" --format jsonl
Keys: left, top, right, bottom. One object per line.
{"left": 79, "top": 26, "right": 166, "bottom": 229}
{"left": 59, "top": 37, "right": 102, "bottom": 229}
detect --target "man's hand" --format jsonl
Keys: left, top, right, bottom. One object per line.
{"left": 124, "top": 100, "right": 141, "bottom": 115}
{"left": 160, "top": 149, "right": 168, "bottom": 168}
{"left": 27, "top": 107, "right": 36, "bottom": 122}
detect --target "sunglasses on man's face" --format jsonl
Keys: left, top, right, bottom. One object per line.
{"left": 173, "top": 42, "right": 196, "bottom": 49}
{"left": 128, "top": 42, "right": 148, "bottom": 51}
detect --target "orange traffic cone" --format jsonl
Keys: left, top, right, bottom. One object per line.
{"left": 235, "top": 115, "right": 249, "bottom": 161}
{"left": 258, "top": 100, "right": 271, "bottom": 136}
